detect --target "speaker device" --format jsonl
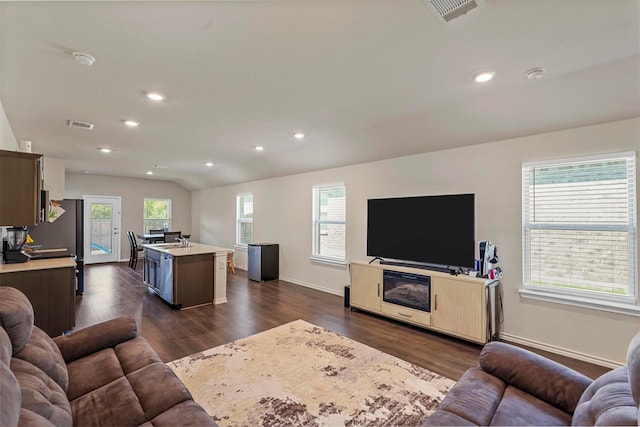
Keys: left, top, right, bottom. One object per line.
{"left": 344, "top": 286, "right": 350, "bottom": 308}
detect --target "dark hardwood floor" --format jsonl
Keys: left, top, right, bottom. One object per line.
{"left": 75, "top": 262, "right": 610, "bottom": 381}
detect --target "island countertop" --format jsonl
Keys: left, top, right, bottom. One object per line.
{"left": 141, "top": 242, "right": 232, "bottom": 257}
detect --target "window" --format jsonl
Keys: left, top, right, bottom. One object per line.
{"left": 312, "top": 183, "right": 346, "bottom": 263}
{"left": 522, "top": 152, "right": 637, "bottom": 309}
{"left": 143, "top": 199, "right": 171, "bottom": 233}
{"left": 236, "top": 194, "right": 253, "bottom": 246}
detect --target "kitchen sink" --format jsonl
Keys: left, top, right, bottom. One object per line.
{"left": 154, "top": 243, "right": 192, "bottom": 248}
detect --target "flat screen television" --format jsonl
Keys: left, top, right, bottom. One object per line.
{"left": 367, "top": 193, "right": 475, "bottom": 269}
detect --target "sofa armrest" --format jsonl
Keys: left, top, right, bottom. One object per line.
{"left": 53, "top": 316, "right": 138, "bottom": 363}
{"left": 479, "top": 341, "right": 592, "bottom": 414}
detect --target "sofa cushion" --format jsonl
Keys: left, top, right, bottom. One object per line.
{"left": 425, "top": 366, "right": 573, "bottom": 426}
{"left": 572, "top": 366, "right": 638, "bottom": 426}
{"left": 425, "top": 367, "right": 505, "bottom": 426}
{"left": 10, "top": 357, "right": 72, "bottom": 427}
{"left": 66, "top": 336, "right": 162, "bottom": 401}
{"left": 13, "top": 326, "right": 68, "bottom": 393}
{"left": 627, "top": 331, "right": 640, "bottom": 406}
{"left": 0, "top": 353, "right": 20, "bottom": 427}
{"left": 150, "top": 400, "right": 216, "bottom": 426}
{"left": 71, "top": 362, "right": 197, "bottom": 426}
{"left": 491, "top": 386, "right": 572, "bottom": 426}
{"left": 479, "top": 341, "right": 591, "bottom": 415}
{"left": 0, "top": 287, "right": 34, "bottom": 354}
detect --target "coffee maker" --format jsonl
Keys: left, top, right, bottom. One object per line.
{"left": 2, "top": 226, "right": 31, "bottom": 263}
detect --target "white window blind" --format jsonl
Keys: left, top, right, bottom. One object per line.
{"left": 236, "top": 194, "right": 253, "bottom": 246}
{"left": 312, "top": 184, "right": 346, "bottom": 262}
{"left": 522, "top": 152, "right": 637, "bottom": 304}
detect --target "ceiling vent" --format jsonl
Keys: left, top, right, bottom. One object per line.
{"left": 67, "top": 120, "right": 94, "bottom": 130}
{"left": 424, "top": 0, "right": 484, "bottom": 23}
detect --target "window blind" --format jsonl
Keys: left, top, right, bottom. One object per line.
{"left": 312, "top": 184, "right": 346, "bottom": 261}
{"left": 237, "top": 194, "right": 253, "bottom": 245}
{"left": 522, "top": 152, "right": 636, "bottom": 302}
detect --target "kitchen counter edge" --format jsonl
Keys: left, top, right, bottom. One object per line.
{"left": 0, "top": 257, "right": 77, "bottom": 273}
{"left": 142, "top": 242, "right": 232, "bottom": 257}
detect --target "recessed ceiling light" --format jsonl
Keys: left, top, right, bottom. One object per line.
{"left": 525, "top": 68, "right": 545, "bottom": 80}
{"left": 146, "top": 92, "right": 166, "bottom": 101}
{"left": 473, "top": 71, "right": 495, "bottom": 83}
{"left": 146, "top": 171, "right": 154, "bottom": 175}
{"left": 294, "top": 133, "right": 305, "bottom": 140}
{"left": 152, "top": 164, "right": 167, "bottom": 169}
{"left": 205, "top": 162, "right": 214, "bottom": 167}
{"left": 72, "top": 51, "right": 95, "bottom": 66}
{"left": 255, "top": 146, "right": 264, "bottom": 151}
{"left": 124, "top": 120, "right": 139, "bottom": 127}
{"left": 99, "top": 148, "right": 112, "bottom": 153}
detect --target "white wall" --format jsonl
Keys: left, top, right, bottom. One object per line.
{"left": 66, "top": 173, "right": 191, "bottom": 261}
{"left": 193, "top": 117, "right": 640, "bottom": 365}
{"left": 0, "top": 100, "right": 18, "bottom": 150}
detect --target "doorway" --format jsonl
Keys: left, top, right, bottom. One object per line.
{"left": 84, "top": 195, "right": 122, "bottom": 264}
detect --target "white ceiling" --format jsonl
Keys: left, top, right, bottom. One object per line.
{"left": 1, "top": 0, "right": 639, "bottom": 191}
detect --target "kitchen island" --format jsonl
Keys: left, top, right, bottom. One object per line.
{"left": 142, "top": 242, "right": 231, "bottom": 309}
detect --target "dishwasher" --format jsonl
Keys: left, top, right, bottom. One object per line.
{"left": 159, "top": 253, "right": 174, "bottom": 304}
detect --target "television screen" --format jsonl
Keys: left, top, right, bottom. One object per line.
{"left": 367, "top": 194, "right": 475, "bottom": 268}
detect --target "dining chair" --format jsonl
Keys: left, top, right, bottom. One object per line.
{"left": 227, "top": 252, "right": 235, "bottom": 274}
{"left": 127, "top": 231, "right": 144, "bottom": 269}
{"left": 163, "top": 231, "right": 182, "bottom": 243}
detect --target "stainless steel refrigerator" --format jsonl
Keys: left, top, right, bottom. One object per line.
{"left": 28, "top": 199, "right": 85, "bottom": 294}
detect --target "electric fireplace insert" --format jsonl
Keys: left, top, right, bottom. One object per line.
{"left": 383, "top": 270, "right": 431, "bottom": 312}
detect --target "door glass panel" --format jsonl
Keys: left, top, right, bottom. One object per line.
{"left": 90, "top": 203, "right": 113, "bottom": 255}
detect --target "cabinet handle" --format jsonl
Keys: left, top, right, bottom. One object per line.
{"left": 434, "top": 294, "right": 437, "bottom": 311}
{"left": 377, "top": 283, "right": 380, "bottom": 297}
{"left": 397, "top": 312, "right": 413, "bottom": 318}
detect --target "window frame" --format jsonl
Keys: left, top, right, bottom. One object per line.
{"left": 236, "top": 193, "right": 253, "bottom": 247}
{"left": 520, "top": 151, "right": 639, "bottom": 315}
{"left": 142, "top": 198, "right": 172, "bottom": 234}
{"left": 311, "top": 183, "right": 346, "bottom": 265}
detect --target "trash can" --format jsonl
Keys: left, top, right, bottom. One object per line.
{"left": 248, "top": 243, "right": 279, "bottom": 281}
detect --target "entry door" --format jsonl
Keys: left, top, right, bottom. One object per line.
{"left": 84, "top": 196, "right": 121, "bottom": 264}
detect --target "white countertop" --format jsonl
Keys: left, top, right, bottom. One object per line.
{"left": 142, "top": 242, "right": 232, "bottom": 257}
{"left": 0, "top": 257, "right": 76, "bottom": 273}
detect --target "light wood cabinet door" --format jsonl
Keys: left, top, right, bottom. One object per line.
{"left": 350, "top": 263, "right": 382, "bottom": 312}
{"left": 432, "top": 277, "right": 485, "bottom": 342}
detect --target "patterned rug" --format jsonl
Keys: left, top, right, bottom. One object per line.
{"left": 167, "top": 320, "right": 455, "bottom": 426}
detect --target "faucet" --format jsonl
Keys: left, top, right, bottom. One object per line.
{"left": 176, "top": 236, "right": 189, "bottom": 248}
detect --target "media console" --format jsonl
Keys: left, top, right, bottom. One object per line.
{"left": 349, "top": 260, "right": 500, "bottom": 344}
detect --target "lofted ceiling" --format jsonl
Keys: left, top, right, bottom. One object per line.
{"left": 1, "top": 0, "right": 639, "bottom": 191}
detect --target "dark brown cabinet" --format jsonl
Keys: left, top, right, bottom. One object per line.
{"left": 0, "top": 265, "right": 76, "bottom": 336}
{"left": 0, "top": 149, "right": 43, "bottom": 226}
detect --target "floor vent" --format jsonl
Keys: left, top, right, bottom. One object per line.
{"left": 424, "top": 0, "right": 484, "bottom": 23}
{"left": 67, "top": 120, "right": 94, "bottom": 130}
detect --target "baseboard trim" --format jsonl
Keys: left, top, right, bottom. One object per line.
{"left": 499, "top": 332, "right": 623, "bottom": 369}
{"left": 214, "top": 298, "right": 228, "bottom": 305}
{"left": 279, "top": 275, "right": 344, "bottom": 297}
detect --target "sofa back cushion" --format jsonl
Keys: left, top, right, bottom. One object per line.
{"left": 11, "top": 357, "right": 72, "bottom": 427}
{"left": 0, "top": 287, "right": 34, "bottom": 354}
{"left": 0, "top": 328, "right": 20, "bottom": 427}
{"left": 572, "top": 331, "right": 640, "bottom": 426}
{"left": 13, "top": 326, "right": 68, "bottom": 392}
{"left": 627, "top": 331, "right": 640, "bottom": 407}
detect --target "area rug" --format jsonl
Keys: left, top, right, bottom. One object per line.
{"left": 167, "top": 320, "right": 455, "bottom": 426}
